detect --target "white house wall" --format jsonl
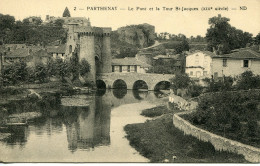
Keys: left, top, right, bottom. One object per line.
{"left": 185, "top": 52, "right": 212, "bottom": 78}
{"left": 212, "top": 58, "right": 260, "bottom": 77}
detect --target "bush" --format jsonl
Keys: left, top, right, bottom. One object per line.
{"left": 2, "top": 61, "right": 28, "bottom": 85}
{"left": 204, "top": 76, "right": 233, "bottom": 92}
{"left": 140, "top": 105, "right": 169, "bottom": 117}
{"left": 34, "top": 63, "right": 48, "bottom": 83}
{"left": 188, "top": 83, "right": 203, "bottom": 97}
{"left": 188, "top": 90, "right": 260, "bottom": 147}
{"left": 170, "top": 73, "right": 191, "bottom": 90}
{"left": 236, "top": 71, "right": 260, "bottom": 90}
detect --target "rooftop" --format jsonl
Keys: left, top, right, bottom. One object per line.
{"left": 5, "top": 48, "right": 30, "bottom": 58}
{"left": 213, "top": 49, "right": 260, "bottom": 59}
{"left": 46, "top": 44, "right": 66, "bottom": 54}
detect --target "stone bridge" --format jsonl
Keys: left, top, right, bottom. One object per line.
{"left": 96, "top": 73, "right": 174, "bottom": 90}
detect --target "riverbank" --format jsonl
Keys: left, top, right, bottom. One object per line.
{"left": 124, "top": 105, "right": 248, "bottom": 163}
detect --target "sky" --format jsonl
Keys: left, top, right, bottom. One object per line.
{"left": 0, "top": 0, "right": 259, "bottom": 37}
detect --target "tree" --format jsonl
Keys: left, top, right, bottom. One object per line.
{"left": 170, "top": 73, "right": 191, "bottom": 90}
{"left": 54, "top": 19, "right": 65, "bottom": 27}
{"left": 175, "top": 39, "right": 189, "bottom": 54}
{"left": 206, "top": 15, "right": 253, "bottom": 54}
{"left": 55, "top": 59, "right": 71, "bottom": 81}
{"left": 254, "top": 33, "right": 260, "bottom": 45}
{"left": 2, "top": 61, "right": 28, "bottom": 85}
{"left": 79, "top": 59, "right": 90, "bottom": 76}
{"left": 237, "top": 71, "right": 260, "bottom": 90}
{"left": 34, "top": 63, "right": 47, "bottom": 83}
{"left": 0, "top": 13, "right": 15, "bottom": 31}
{"left": 69, "top": 47, "right": 80, "bottom": 81}
{"left": 63, "top": 7, "right": 71, "bottom": 17}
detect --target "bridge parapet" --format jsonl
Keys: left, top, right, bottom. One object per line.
{"left": 96, "top": 73, "right": 174, "bottom": 90}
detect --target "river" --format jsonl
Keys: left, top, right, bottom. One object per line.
{"left": 0, "top": 89, "right": 166, "bottom": 162}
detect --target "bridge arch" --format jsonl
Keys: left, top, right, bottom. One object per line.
{"left": 113, "top": 79, "right": 127, "bottom": 89}
{"left": 96, "top": 80, "right": 106, "bottom": 89}
{"left": 154, "top": 81, "right": 171, "bottom": 91}
{"left": 133, "top": 80, "right": 148, "bottom": 90}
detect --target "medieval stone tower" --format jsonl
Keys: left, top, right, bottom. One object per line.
{"left": 65, "top": 19, "right": 112, "bottom": 84}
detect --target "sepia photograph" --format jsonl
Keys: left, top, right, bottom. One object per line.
{"left": 0, "top": 0, "right": 259, "bottom": 163}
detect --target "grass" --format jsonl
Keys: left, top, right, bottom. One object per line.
{"left": 124, "top": 112, "right": 248, "bottom": 163}
{"left": 140, "top": 105, "right": 169, "bottom": 117}
{"left": 140, "top": 103, "right": 184, "bottom": 118}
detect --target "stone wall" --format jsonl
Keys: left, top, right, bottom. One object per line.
{"left": 169, "top": 93, "right": 198, "bottom": 111}
{"left": 173, "top": 111, "right": 260, "bottom": 163}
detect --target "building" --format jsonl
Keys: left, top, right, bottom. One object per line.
{"left": 185, "top": 49, "right": 260, "bottom": 79}
{"left": 211, "top": 49, "right": 260, "bottom": 78}
{"left": 46, "top": 45, "right": 66, "bottom": 60}
{"left": 112, "top": 57, "right": 151, "bottom": 73}
{"left": 4, "top": 48, "right": 31, "bottom": 64}
{"left": 45, "top": 16, "right": 91, "bottom": 28}
{"left": 65, "top": 20, "right": 112, "bottom": 82}
{"left": 185, "top": 51, "right": 214, "bottom": 78}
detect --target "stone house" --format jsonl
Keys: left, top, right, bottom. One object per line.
{"left": 112, "top": 57, "right": 151, "bottom": 73}
{"left": 211, "top": 49, "right": 260, "bottom": 78}
{"left": 185, "top": 51, "right": 215, "bottom": 78}
{"left": 46, "top": 45, "right": 66, "bottom": 60}
{"left": 185, "top": 49, "right": 260, "bottom": 79}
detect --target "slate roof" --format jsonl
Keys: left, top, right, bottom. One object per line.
{"left": 213, "top": 49, "right": 260, "bottom": 59}
{"left": 47, "top": 45, "right": 66, "bottom": 54}
{"left": 32, "top": 49, "right": 52, "bottom": 57}
{"left": 5, "top": 48, "right": 29, "bottom": 58}
{"left": 112, "top": 57, "right": 151, "bottom": 68}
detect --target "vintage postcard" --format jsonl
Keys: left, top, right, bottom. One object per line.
{"left": 0, "top": 0, "right": 259, "bottom": 164}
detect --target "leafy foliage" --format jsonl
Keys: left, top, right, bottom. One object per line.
{"left": 79, "top": 59, "right": 91, "bottom": 76}
{"left": 206, "top": 15, "right": 253, "bottom": 54}
{"left": 187, "top": 90, "right": 260, "bottom": 147}
{"left": 236, "top": 71, "right": 260, "bottom": 90}
{"left": 55, "top": 59, "right": 71, "bottom": 81}
{"left": 170, "top": 73, "right": 191, "bottom": 89}
{"left": 2, "top": 61, "right": 28, "bottom": 85}
{"left": 203, "top": 76, "right": 234, "bottom": 92}
{"left": 34, "top": 63, "right": 48, "bottom": 83}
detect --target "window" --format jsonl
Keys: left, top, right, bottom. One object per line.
{"left": 130, "top": 66, "right": 135, "bottom": 72}
{"left": 127, "top": 66, "right": 130, "bottom": 72}
{"left": 203, "top": 71, "right": 207, "bottom": 76}
{"left": 114, "top": 66, "right": 120, "bottom": 72}
{"left": 243, "top": 60, "right": 249, "bottom": 67}
{"left": 112, "top": 66, "right": 114, "bottom": 72}
{"left": 196, "top": 71, "right": 201, "bottom": 77}
{"left": 190, "top": 71, "right": 193, "bottom": 76}
{"left": 122, "top": 66, "right": 128, "bottom": 72}
{"left": 223, "top": 59, "right": 227, "bottom": 67}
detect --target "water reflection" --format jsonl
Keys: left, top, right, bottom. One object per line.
{"left": 0, "top": 89, "right": 162, "bottom": 161}
{"left": 132, "top": 90, "right": 148, "bottom": 100}
{"left": 62, "top": 95, "right": 111, "bottom": 152}
{"left": 113, "top": 88, "right": 127, "bottom": 99}
{"left": 1, "top": 126, "right": 29, "bottom": 147}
